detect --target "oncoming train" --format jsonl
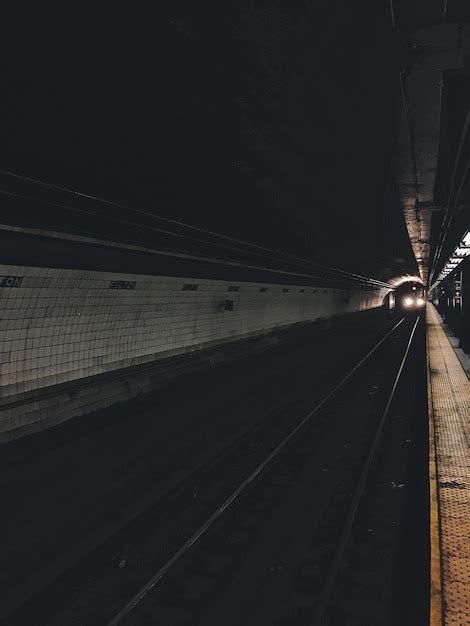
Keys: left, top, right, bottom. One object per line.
{"left": 396, "top": 282, "right": 426, "bottom": 312}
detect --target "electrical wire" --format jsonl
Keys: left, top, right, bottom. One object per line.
{"left": 0, "top": 168, "right": 283, "bottom": 255}
{"left": 0, "top": 168, "right": 390, "bottom": 288}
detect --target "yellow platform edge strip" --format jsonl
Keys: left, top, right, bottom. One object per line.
{"left": 426, "top": 309, "right": 443, "bottom": 626}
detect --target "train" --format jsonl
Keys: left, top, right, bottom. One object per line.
{"left": 395, "top": 282, "right": 426, "bottom": 312}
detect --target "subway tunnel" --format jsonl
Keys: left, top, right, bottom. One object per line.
{"left": 1, "top": 2, "right": 469, "bottom": 625}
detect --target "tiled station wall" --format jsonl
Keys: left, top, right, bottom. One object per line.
{"left": 0, "top": 264, "right": 388, "bottom": 441}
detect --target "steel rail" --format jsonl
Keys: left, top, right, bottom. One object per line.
{"left": 106, "top": 316, "right": 406, "bottom": 626}
{"left": 312, "top": 314, "right": 420, "bottom": 625}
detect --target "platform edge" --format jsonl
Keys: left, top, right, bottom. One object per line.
{"left": 426, "top": 309, "right": 444, "bottom": 626}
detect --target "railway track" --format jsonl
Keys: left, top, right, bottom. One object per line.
{"left": 3, "top": 314, "right": 422, "bottom": 626}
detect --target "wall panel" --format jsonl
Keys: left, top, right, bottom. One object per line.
{"left": 0, "top": 264, "right": 388, "bottom": 440}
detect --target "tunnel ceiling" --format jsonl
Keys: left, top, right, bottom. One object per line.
{"left": 393, "top": 0, "right": 470, "bottom": 286}
{"left": 2, "top": 2, "right": 467, "bottom": 284}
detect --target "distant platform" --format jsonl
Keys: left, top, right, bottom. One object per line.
{"left": 427, "top": 304, "right": 470, "bottom": 625}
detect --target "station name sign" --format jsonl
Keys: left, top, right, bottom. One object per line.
{"left": 109, "top": 280, "right": 136, "bottom": 290}
{"left": 0, "top": 275, "right": 24, "bottom": 288}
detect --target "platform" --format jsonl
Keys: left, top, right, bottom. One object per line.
{"left": 427, "top": 304, "right": 470, "bottom": 625}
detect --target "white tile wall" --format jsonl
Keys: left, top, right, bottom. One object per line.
{"left": 0, "top": 264, "right": 388, "bottom": 437}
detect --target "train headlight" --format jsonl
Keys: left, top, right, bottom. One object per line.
{"left": 416, "top": 298, "right": 425, "bottom": 306}
{"left": 403, "top": 297, "right": 413, "bottom": 307}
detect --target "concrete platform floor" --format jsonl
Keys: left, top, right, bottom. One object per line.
{"left": 427, "top": 304, "right": 470, "bottom": 625}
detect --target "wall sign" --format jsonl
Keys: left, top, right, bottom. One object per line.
{"left": 109, "top": 280, "right": 136, "bottom": 290}
{"left": 0, "top": 276, "right": 23, "bottom": 288}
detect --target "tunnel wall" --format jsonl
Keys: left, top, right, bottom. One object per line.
{"left": 0, "top": 263, "right": 388, "bottom": 442}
